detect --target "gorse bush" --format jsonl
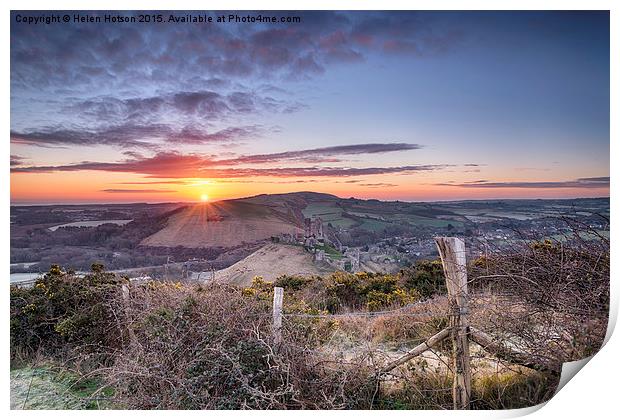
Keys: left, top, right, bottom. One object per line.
{"left": 10, "top": 263, "right": 126, "bottom": 364}
{"left": 249, "top": 260, "right": 450, "bottom": 314}
{"left": 274, "top": 274, "right": 313, "bottom": 291}
{"left": 320, "top": 271, "right": 419, "bottom": 312}
{"left": 272, "top": 271, "right": 427, "bottom": 313}
{"left": 399, "top": 260, "right": 447, "bottom": 298}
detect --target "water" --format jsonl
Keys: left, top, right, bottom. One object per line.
{"left": 10, "top": 272, "right": 41, "bottom": 283}
{"left": 48, "top": 219, "right": 133, "bottom": 231}
{"left": 10, "top": 262, "right": 38, "bottom": 269}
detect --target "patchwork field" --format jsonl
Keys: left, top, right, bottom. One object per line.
{"left": 302, "top": 197, "right": 466, "bottom": 231}
{"left": 141, "top": 194, "right": 609, "bottom": 249}
{"left": 302, "top": 201, "right": 358, "bottom": 228}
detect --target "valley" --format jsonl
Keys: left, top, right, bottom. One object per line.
{"left": 10, "top": 192, "right": 610, "bottom": 284}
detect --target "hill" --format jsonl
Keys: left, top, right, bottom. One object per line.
{"left": 140, "top": 192, "right": 339, "bottom": 249}
{"left": 141, "top": 200, "right": 295, "bottom": 248}
{"left": 139, "top": 192, "right": 610, "bottom": 251}
{"left": 212, "top": 243, "right": 332, "bottom": 286}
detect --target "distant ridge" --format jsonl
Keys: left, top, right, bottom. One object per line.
{"left": 140, "top": 192, "right": 329, "bottom": 248}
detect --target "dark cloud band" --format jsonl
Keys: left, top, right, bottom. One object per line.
{"left": 11, "top": 148, "right": 446, "bottom": 178}
{"left": 437, "top": 177, "right": 609, "bottom": 189}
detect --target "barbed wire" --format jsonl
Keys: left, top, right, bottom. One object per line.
{"left": 281, "top": 298, "right": 449, "bottom": 319}
{"left": 280, "top": 298, "right": 561, "bottom": 320}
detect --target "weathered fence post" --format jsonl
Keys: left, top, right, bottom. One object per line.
{"left": 272, "top": 287, "right": 284, "bottom": 346}
{"left": 121, "top": 283, "right": 137, "bottom": 345}
{"left": 435, "top": 237, "right": 472, "bottom": 410}
{"left": 380, "top": 328, "right": 451, "bottom": 374}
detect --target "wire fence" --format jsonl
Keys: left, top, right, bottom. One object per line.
{"left": 282, "top": 299, "right": 446, "bottom": 319}
{"left": 268, "top": 236, "right": 589, "bottom": 409}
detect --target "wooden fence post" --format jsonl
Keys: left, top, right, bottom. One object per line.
{"left": 435, "top": 237, "right": 472, "bottom": 410}
{"left": 272, "top": 287, "right": 284, "bottom": 346}
{"left": 380, "top": 328, "right": 451, "bottom": 374}
{"left": 121, "top": 283, "right": 137, "bottom": 345}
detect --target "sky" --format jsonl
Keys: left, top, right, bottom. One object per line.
{"left": 10, "top": 11, "right": 610, "bottom": 204}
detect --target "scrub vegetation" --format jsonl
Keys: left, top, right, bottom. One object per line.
{"left": 10, "top": 230, "right": 608, "bottom": 409}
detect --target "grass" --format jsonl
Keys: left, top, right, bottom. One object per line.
{"left": 324, "top": 216, "right": 358, "bottom": 228}
{"left": 395, "top": 214, "right": 464, "bottom": 228}
{"left": 11, "top": 365, "right": 115, "bottom": 409}
{"left": 302, "top": 202, "right": 340, "bottom": 218}
{"left": 302, "top": 202, "right": 358, "bottom": 228}
{"left": 305, "top": 201, "right": 466, "bottom": 231}
{"left": 375, "top": 369, "right": 557, "bottom": 410}
{"left": 358, "top": 218, "right": 394, "bottom": 231}
{"left": 314, "top": 243, "right": 343, "bottom": 259}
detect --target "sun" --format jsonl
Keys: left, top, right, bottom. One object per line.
{"left": 200, "top": 194, "right": 209, "bottom": 202}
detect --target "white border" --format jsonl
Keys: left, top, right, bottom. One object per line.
{"left": 2, "top": 1, "right": 616, "bottom": 419}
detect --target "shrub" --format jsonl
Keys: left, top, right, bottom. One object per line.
{"left": 9, "top": 231, "right": 606, "bottom": 410}
{"left": 110, "top": 283, "right": 376, "bottom": 409}
{"left": 274, "top": 274, "right": 313, "bottom": 291}
{"left": 399, "top": 260, "right": 446, "bottom": 298}
{"left": 10, "top": 264, "right": 126, "bottom": 364}
{"left": 318, "top": 271, "right": 420, "bottom": 312}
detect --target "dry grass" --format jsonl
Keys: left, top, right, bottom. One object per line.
{"left": 107, "top": 282, "right": 377, "bottom": 409}
{"left": 100, "top": 281, "right": 563, "bottom": 409}
{"left": 141, "top": 202, "right": 301, "bottom": 248}
{"left": 215, "top": 243, "right": 332, "bottom": 286}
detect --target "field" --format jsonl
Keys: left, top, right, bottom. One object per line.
{"left": 299, "top": 197, "right": 469, "bottom": 231}
{"left": 439, "top": 198, "right": 609, "bottom": 223}
{"left": 302, "top": 201, "right": 358, "bottom": 228}
{"left": 314, "top": 243, "right": 343, "bottom": 259}
{"left": 393, "top": 214, "right": 463, "bottom": 228}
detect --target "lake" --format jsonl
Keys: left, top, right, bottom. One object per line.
{"left": 48, "top": 219, "right": 133, "bottom": 231}
{"left": 10, "top": 272, "right": 41, "bottom": 283}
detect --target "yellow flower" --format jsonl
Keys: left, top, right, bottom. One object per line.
{"left": 23, "top": 303, "right": 36, "bottom": 313}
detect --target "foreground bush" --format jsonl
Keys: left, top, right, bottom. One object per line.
{"left": 272, "top": 270, "right": 426, "bottom": 313}
{"left": 10, "top": 263, "right": 126, "bottom": 366}
{"left": 468, "top": 236, "right": 609, "bottom": 362}
{"left": 111, "top": 283, "right": 377, "bottom": 409}
{"left": 11, "top": 272, "right": 378, "bottom": 409}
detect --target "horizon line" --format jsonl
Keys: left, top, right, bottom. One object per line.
{"left": 9, "top": 192, "right": 611, "bottom": 207}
